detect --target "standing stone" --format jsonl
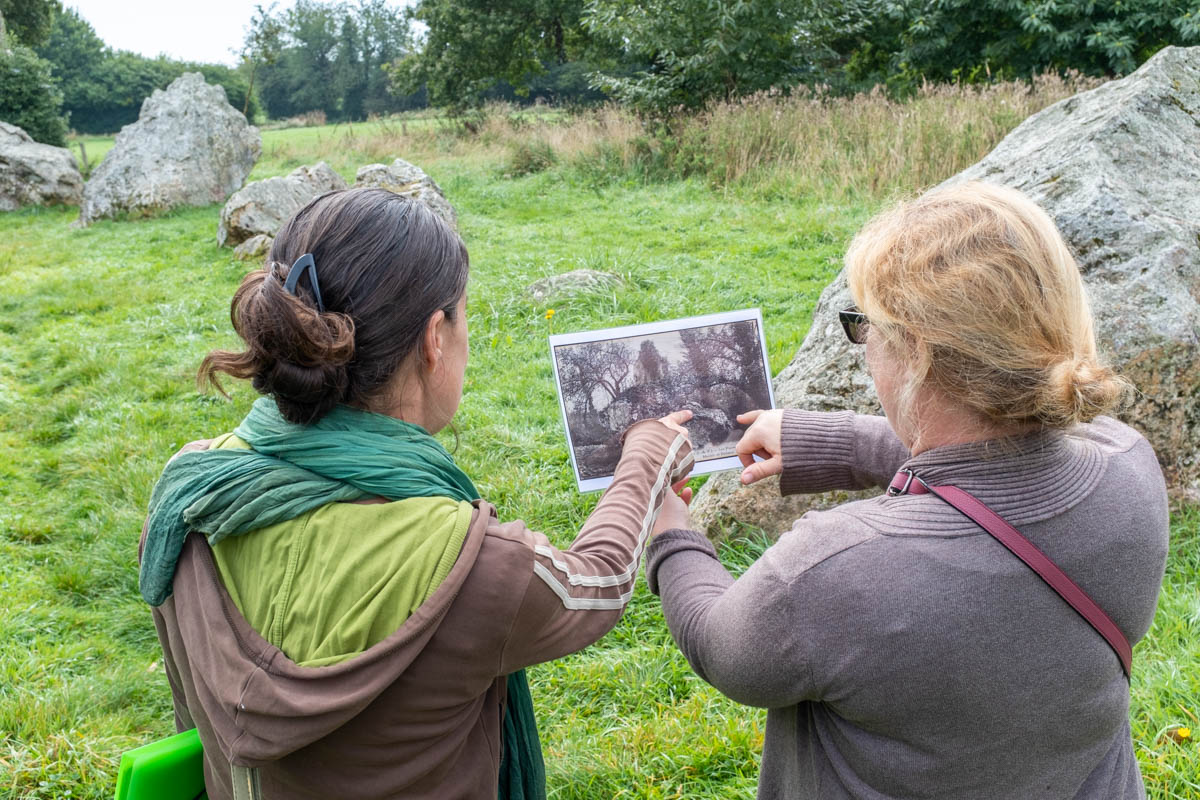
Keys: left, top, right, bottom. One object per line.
{"left": 353, "top": 158, "right": 457, "bottom": 230}
{"left": 233, "top": 234, "right": 274, "bottom": 261}
{"left": 77, "top": 73, "right": 260, "bottom": 225}
{"left": 218, "top": 162, "right": 347, "bottom": 247}
{"left": 692, "top": 45, "right": 1200, "bottom": 537}
{"left": 0, "top": 121, "right": 83, "bottom": 210}
{"left": 939, "top": 46, "right": 1200, "bottom": 492}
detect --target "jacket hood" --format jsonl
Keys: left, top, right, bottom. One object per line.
{"left": 151, "top": 500, "right": 494, "bottom": 766}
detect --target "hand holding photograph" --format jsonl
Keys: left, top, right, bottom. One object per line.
{"left": 549, "top": 309, "right": 775, "bottom": 491}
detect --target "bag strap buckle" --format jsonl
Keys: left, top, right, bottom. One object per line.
{"left": 887, "top": 468, "right": 915, "bottom": 496}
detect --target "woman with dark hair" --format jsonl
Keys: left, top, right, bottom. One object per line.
{"left": 647, "top": 182, "right": 1169, "bottom": 799}
{"left": 139, "top": 188, "right": 694, "bottom": 799}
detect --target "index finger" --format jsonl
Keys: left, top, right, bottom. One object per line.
{"left": 658, "top": 410, "right": 694, "bottom": 434}
{"left": 737, "top": 446, "right": 770, "bottom": 469}
{"left": 736, "top": 409, "right": 765, "bottom": 425}
{"left": 663, "top": 409, "right": 694, "bottom": 426}
{"left": 735, "top": 425, "right": 762, "bottom": 457}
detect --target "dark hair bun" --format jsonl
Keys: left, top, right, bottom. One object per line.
{"left": 199, "top": 266, "right": 356, "bottom": 425}
{"left": 199, "top": 189, "right": 470, "bottom": 425}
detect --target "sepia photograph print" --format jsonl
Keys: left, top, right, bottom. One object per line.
{"left": 550, "top": 309, "right": 775, "bottom": 491}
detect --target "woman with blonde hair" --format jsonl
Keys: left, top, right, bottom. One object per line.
{"left": 645, "top": 182, "right": 1169, "bottom": 798}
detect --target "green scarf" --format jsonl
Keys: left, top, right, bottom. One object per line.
{"left": 141, "top": 397, "right": 545, "bottom": 800}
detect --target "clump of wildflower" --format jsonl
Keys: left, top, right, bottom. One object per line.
{"left": 1159, "top": 725, "right": 1194, "bottom": 745}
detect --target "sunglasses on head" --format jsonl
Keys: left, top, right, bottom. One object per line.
{"left": 839, "top": 306, "right": 869, "bottom": 344}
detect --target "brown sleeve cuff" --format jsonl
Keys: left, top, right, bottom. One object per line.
{"left": 778, "top": 409, "right": 859, "bottom": 495}
{"left": 645, "top": 528, "right": 718, "bottom": 595}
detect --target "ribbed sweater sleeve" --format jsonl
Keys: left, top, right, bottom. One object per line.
{"left": 778, "top": 409, "right": 910, "bottom": 495}
{"left": 645, "top": 527, "right": 825, "bottom": 708}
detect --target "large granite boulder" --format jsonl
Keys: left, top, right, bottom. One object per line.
{"left": 353, "top": 158, "right": 457, "bottom": 229}
{"left": 0, "top": 122, "right": 83, "bottom": 210}
{"left": 77, "top": 73, "right": 260, "bottom": 225}
{"left": 693, "top": 45, "right": 1200, "bottom": 537}
{"left": 218, "top": 162, "right": 347, "bottom": 247}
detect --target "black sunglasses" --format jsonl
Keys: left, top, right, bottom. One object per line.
{"left": 839, "top": 306, "right": 869, "bottom": 344}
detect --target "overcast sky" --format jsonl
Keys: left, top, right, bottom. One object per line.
{"left": 65, "top": 1, "right": 412, "bottom": 66}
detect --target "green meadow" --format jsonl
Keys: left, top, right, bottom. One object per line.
{"left": 1, "top": 112, "right": 1196, "bottom": 798}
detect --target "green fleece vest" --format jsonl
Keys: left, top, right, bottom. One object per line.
{"left": 210, "top": 430, "right": 471, "bottom": 667}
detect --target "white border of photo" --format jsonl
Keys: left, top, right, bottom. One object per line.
{"left": 549, "top": 308, "right": 776, "bottom": 492}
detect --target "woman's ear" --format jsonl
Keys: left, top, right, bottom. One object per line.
{"left": 422, "top": 309, "right": 447, "bottom": 373}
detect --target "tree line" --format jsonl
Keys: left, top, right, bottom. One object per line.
{"left": 0, "top": 0, "right": 421, "bottom": 145}
{"left": 4, "top": 0, "right": 1200, "bottom": 148}
{"left": 399, "top": 0, "right": 1200, "bottom": 115}
{"left": 245, "top": 0, "right": 420, "bottom": 122}
{"left": 1, "top": 0, "right": 258, "bottom": 144}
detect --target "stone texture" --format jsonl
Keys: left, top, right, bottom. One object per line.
{"left": 527, "top": 269, "right": 622, "bottom": 302}
{"left": 0, "top": 122, "right": 83, "bottom": 210}
{"left": 77, "top": 73, "right": 260, "bottom": 225}
{"left": 353, "top": 158, "right": 457, "bottom": 229}
{"left": 693, "top": 45, "right": 1200, "bottom": 538}
{"left": 218, "top": 162, "right": 346, "bottom": 247}
{"left": 233, "top": 233, "right": 273, "bottom": 261}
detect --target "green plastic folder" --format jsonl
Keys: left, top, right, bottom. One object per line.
{"left": 114, "top": 728, "right": 206, "bottom": 800}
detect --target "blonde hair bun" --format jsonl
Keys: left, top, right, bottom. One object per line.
{"left": 846, "top": 182, "right": 1129, "bottom": 429}
{"left": 1044, "top": 358, "right": 1130, "bottom": 427}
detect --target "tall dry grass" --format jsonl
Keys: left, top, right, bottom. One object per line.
{"left": 677, "top": 72, "right": 1104, "bottom": 199}
{"left": 264, "top": 73, "right": 1105, "bottom": 202}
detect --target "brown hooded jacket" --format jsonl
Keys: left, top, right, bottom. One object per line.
{"left": 144, "top": 420, "right": 693, "bottom": 799}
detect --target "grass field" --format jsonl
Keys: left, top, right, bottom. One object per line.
{"left": 3, "top": 103, "right": 1197, "bottom": 798}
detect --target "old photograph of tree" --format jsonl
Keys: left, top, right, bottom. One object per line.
{"left": 550, "top": 310, "right": 774, "bottom": 490}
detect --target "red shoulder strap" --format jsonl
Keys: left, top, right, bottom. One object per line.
{"left": 888, "top": 470, "right": 1132, "bottom": 679}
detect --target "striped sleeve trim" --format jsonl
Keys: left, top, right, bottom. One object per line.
{"left": 532, "top": 432, "right": 693, "bottom": 609}
{"left": 531, "top": 562, "right": 632, "bottom": 610}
